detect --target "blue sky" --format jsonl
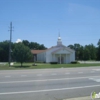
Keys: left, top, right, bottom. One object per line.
{"left": 0, "top": 0, "right": 100, "bottom": 48}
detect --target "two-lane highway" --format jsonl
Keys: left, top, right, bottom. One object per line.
{"left": 0, "top": 67, "right": 100, "bottom": 100}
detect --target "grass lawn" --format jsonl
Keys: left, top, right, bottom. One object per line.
{"left": 0, "top": 62, "right": 100, "bottom": 70}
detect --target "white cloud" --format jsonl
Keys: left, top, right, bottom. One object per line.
{"left": 16, "top": 39, "right": 22, "bottom": 43}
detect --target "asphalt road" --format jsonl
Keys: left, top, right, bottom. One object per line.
{"left": 0, "top": 67, "right": 100, "bottom": 100}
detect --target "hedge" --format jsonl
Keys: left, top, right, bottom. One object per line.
{"left": 50, "top": 62, "right": 58, "bottom": 64}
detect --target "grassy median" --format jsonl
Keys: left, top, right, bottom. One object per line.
{"left": 0, "top": 62, "right": 100, "bottom": 70}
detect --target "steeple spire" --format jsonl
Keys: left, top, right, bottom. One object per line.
{"left": 57, "top": 32, "right": 62, "bottom": 46}
{"left": 58, "top": 29, "right": 60, "bottom": 37}
{"left": 59, "top": 32, "right": 60, "bottom": 37}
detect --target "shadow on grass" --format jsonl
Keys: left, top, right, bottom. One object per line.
{"left": 12, "top": 65, "right": 30, "bottom": 68}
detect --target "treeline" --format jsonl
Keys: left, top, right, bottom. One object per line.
{"left": 68, "top": 39, "right": 100, "bottom": 61}
{"left": 22, "top": 40, "right": 47, "bottom": 50}
{"left": 0, "top": 39, "right": 100, "bottom": 62}
{"left": 0, "top": 40, "right": 47, "bottom": 62}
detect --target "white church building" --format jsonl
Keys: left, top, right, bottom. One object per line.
{"left": 31, "top": 36, "right": 75, "bottom": 64}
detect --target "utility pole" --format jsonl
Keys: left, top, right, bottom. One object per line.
{"left": 9, "top": 22, "right": 13, "bottom": 67}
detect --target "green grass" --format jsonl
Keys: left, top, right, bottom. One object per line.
{"left": 0, "top": 62, "right": 100, "bottom": 70}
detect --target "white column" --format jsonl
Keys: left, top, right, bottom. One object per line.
{"left": 66, "top": 54, "right": 68, "bottom": 63}
{"left": 53, "top": 54, "right": 55, "bottom": 61}
{"left": 60, "top": 54, "right": 61, "bottom": 64}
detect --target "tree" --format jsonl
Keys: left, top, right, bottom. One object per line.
{"left": 83, "top": 44, "right": 97, "bottom": 60}
{"left": 0, "top": 40, "right": 11, "bottom": 62}
{"left": 22, "top": 40, "right": 30, "bottom": 47}
{"left": 97, "top": 39, "right": 100, "bottom": 46}
{"left": 22, "top": 40, "right": 47, "bottom": 50}
{"left": 0, "top": 47, "right": 3, "bottom": 61}
{"left": 68, "top": 45, "right": 74, "bottom": 49}
{"left": 74, "top": 44, "right": 81, "bottom": 60}
{"left": 13, "top": 43, "right": 32, "bottom": 67}
{"left": 68, "top": 43, "right": 97, "bottom": 61}
{"left": 83, "top": 45, "right": 90, "bottom": 60}
{"left": 68, "top": 44, "right": 82, "bottom": 60}
{"left": 78, "top": 46, "right": 84, "bottom": 60}
{"left": 97, "top": 39, "right": 100, "bottom": 60}
{"left": 89, "top": 44, "right": 97, "bottom": 60}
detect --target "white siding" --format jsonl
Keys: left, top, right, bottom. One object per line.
{"left": 66, "top": 54, "right": 70, "bottom": 63}
{"left": 45, "top": 47, "right": 60, "bottom": 63}
{"left": 55, "top": 49, "right": 70, "bottom": 54}
{"left": 70, "top": 51, "right": 75, "bottom": 62}
{"left": 37, "top": 46, "right": 75, "bottom": 63}
{"left": 37, "top": 52, "right": 46, "bottom": 62}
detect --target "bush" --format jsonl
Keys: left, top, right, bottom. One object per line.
{"left": 50, "top": 62, "right": 58, "bottom": 64}
{"left": 71, "top": 61, "right": 80, "bottom": 64}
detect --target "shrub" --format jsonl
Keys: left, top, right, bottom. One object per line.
{"left": 71, "top": 61, "right": 80, "bottom": 64}
{"left": 50, "top": 62, "right": 58, "bottom": 64}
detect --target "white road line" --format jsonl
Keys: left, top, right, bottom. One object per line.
{"left": 65, "top": 73, "right": 70, "bottom": 75}
{"left": 0, "top": 75, "right": 100, "bottom": 84}
{"left": 0, "top": 84, "right": 100, "bottom": 95}
{"left": 51, "top": 73, "right": 57, "bottom": 75}
{"left": 37, "top": 74, "right": 42, "bottom": 76}
{"left": 92, "top": 69, "right": 100, "bottom": 71}
{"left": 21, "top": 75, "right": 27, "bottom": 77}
{"left": 5, "top": 76, "right": 11, "bottom": 78}
{"left": 89, "top": 78, "right": 100, "bottom": 82}
{"left": 90, "top": 71, "right": 95, "bottom": 73}
{"left": 78, "top": 72, "right": 83, "bottom": 74}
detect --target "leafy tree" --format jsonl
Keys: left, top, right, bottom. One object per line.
{"left": 83, "top": 45, "right": 90, "bottom": 60}
{"left": 13, "top": 43, "right": 32, "bottom": 67}
{"left": 22, "top": 40, "right": 47, "bottom": 50}
{"left": 22, "top": 40, "right": 30, "bottom": 47}
{"left": 68, "top": 44, "right": 82, "bottom": 60}
{"left": 0, "top": 40, "right": 11, "bottom": 62}
{"left": 82, "top": 44, "right": 97, "bottom": 60}
{"left": 68, "top": 45, "right": 74, "bottom": 49}
{"left": 89, "top": 44, "right": 97, "bottom": 60}
{"left": 0, "top": 47, "right": 4, "bottom": 61}
{"left": 74, "top": 44, "right": 81, "bottom": 60}
{"left": 97, "top": 39, "right": 100, "bottom": 60}
{"left": 97, "top": 39, "right": 100, "bottom": 46}
{"left": 68, "top": 43, "right": 97, "bottom": 61}
{"left": 78, "top": 46, "right": 84, "bottom": 60}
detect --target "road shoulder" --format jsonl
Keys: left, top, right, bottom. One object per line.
{"left": 63, "top": 96, "right": 91, "bottom": 100}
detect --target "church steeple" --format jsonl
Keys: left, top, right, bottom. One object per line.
{"left": 57, "top": 33, "right": 62, "bottom": 46}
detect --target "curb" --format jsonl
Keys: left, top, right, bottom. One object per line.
{"left": 63, "top": 96, "right": 91, "bottom": 100}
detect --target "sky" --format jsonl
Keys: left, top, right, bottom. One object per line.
{"left": 0, "top": 0, "right": 100, "bottom": 48}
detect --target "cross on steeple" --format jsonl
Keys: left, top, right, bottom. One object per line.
{"left": 58, "top": 29, "right": 60, "bottom": 37}
{"left": 59, "top": 32, "right": 60, "bottom": 37}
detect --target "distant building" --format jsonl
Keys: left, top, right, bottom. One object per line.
{"left": 31, "top": 36, "right": 75, "bottom": 63}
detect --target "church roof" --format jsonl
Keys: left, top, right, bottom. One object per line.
{"left": 31, "top": 50, "right": 46, "bottom": 54}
